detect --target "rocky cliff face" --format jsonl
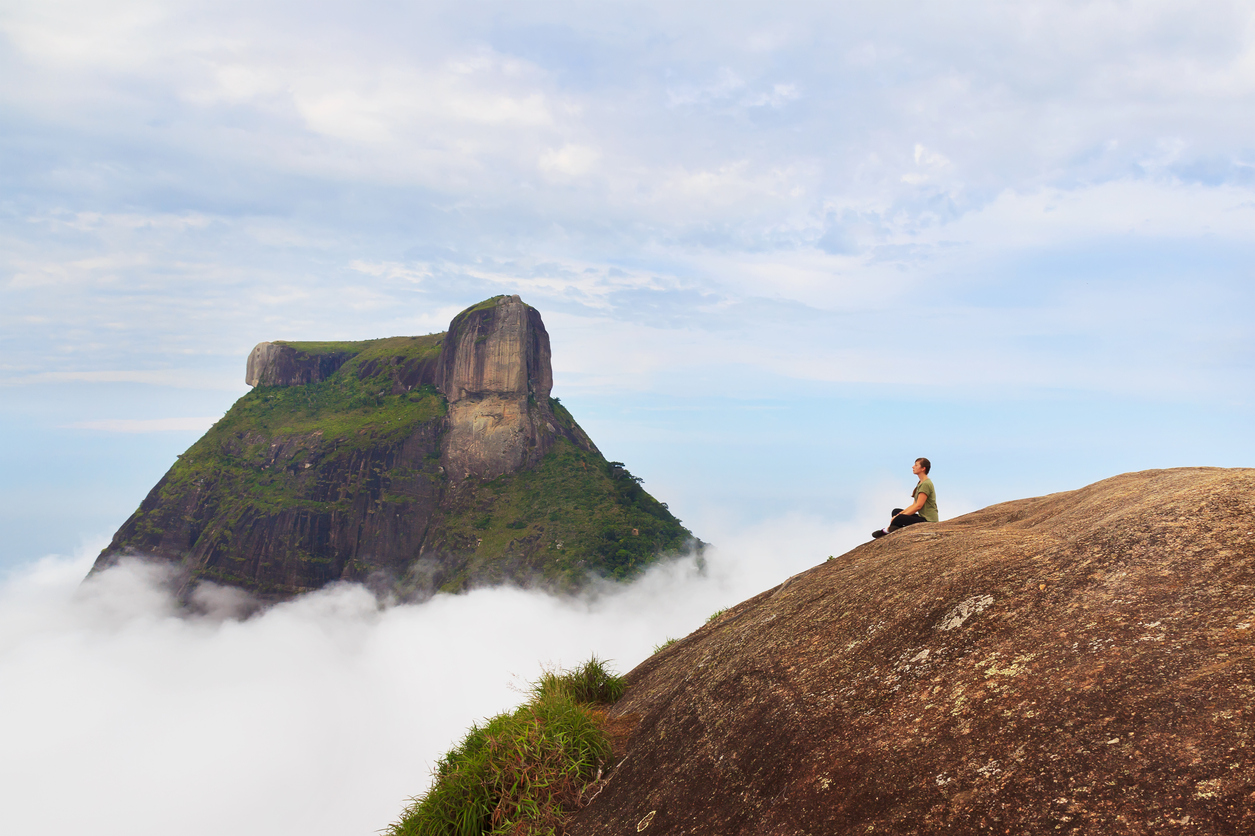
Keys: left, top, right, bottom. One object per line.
{"left": 90, "top": 296, "right": 692, "bottom": 601}
{"left": 570, "top": 468, "right": 1255, "bottom": 835}
{"left": 245, "top": 341, "right": 355, "bottom": 387}
{"left": 438, "top": 296, "right": 566, "bottom": 481}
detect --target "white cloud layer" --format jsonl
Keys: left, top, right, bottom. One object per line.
{"left": 0, "top": 502, "right": 890, "bottom": 836}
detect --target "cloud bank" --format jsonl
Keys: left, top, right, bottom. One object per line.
{"left": 0, "top": 502, "right": 888, "bottom": 836}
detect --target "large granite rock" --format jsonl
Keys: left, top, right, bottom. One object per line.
{"left": 90, "top": 297, "right": 693, "bottom": 601}
{"left": 570, "top": 468, "right": 1255, "bottom": 835}
{"left": 437, "top": 295, "right": 569, "bottom": 481}
{"left": 438, "top": 295, "right": 552, "bottom": 401}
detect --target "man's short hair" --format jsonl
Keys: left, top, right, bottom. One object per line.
{"left": 916, "top": 457, "right": 931, "bottom": 474}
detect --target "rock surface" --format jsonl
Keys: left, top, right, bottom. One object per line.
{"left": 570, "top": 468, "right": 1255, "bottom": 835}
{"left": 438, "top": 295, "right": 566, "bottom": 481}
{"left": 438, "top": 296, "right": 553, "bottom": 402}
{"left": 245, "top": 341, "right": 354, "bottom": 387}
{"left": 90, "top": 296, "right": 692, "bottom": 601}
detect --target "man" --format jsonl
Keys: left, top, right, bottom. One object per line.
{"left": 872, "top": 458, "right": 937, "bottom": 539}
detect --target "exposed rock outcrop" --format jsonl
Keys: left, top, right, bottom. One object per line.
{"left": 571, "top": 468, "right": 1255, "bottom": 835}
{"left": 245, "top": 341, "right": 355, "bottom": 387}
{"left": 438, "top": 296, "right": 552, "bottom": 401}
{"left": 437, "top": 295, "right": 571, "bottom": 481}
{"left": 244, "top": 295, "right": 579, "bottom": 482}
{"left": 90, "top": 297, "right": 693, "bottom": 601}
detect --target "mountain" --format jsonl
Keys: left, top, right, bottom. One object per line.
{"left": 89, "top": 295, "right": 696, "bottom": 601}
{"left": 567, "top": 467, "right": 1254, "bottom": 835}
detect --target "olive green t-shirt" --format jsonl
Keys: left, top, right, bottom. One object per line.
{"left": 913, "top": 477, "right": 938, "bottom": 523}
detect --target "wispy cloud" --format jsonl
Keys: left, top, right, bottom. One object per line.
{"left": 63, "top": 417, "right": 221, "bottom": 433}
{"left": 1, "top": 371, "right": 243, "bottom": 390}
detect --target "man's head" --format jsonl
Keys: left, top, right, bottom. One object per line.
{"left": 914, "top": 457, "right": 931, "bottom": 475}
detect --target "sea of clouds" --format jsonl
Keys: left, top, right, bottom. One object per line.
{"left": 0, "top": 503, "right": 891, "bottom": 836}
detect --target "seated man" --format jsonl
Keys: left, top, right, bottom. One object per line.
{"left": 872, "top": 458, "right": 938, "bottom": 538}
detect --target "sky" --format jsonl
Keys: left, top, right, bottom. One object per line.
{"left": 1, "top": 1, "right": 1253, "bottom": 833}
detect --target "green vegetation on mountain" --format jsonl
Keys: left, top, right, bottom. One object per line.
{"left": 188, "top": 336, "right": 444, "bottom": 449}
{"left": 427, "top": 409, "right": 689, "bottom": 593}
{"left": 388, "top": 657, "right": 625, "bottom": 836}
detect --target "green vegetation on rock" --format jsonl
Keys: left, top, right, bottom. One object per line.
{"left": 111, "top": 336, "right": 453, "bottom": 594}
{"left": 220, "top": 338, "right": 444, "bottom": 442}
{"left": 387, "top": 657, "right": 625, "bottom": 836}
{"left": 427, "top": 405, "right": 692, "bottom": 593}
{"left": 533, "top": 656, "right": 627, "bottom": 705}
{"left": 447, "top": 295, "right": 511, "bottom": 332}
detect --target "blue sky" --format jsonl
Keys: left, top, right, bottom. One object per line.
{"left": 3, "top": 1, "right": 1255, "bottom": 567}
{"left": 3, "top": 3, "right": 1255, "bottom": 834}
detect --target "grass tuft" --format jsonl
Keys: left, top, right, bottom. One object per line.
{"left": 706, "top": 607, "right": 728, "bottom": 623}
{"left": 386, "top": 656, "right": 624, "bottom": 836}
{"left": 532, "top": 656, "right": 626, "bottom": 705}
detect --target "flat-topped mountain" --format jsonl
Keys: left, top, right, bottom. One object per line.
{"left": 91, "top": 296, "right": 696, "bottom": 601}
{"left": 568, "top": 468, "right": 1255, "bottom": 835}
